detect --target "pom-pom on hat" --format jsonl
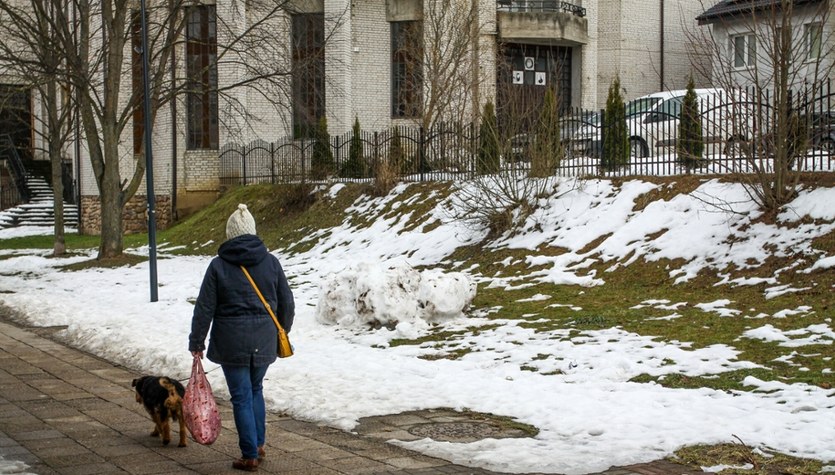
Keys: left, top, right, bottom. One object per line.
{"left": 226, "top": 204, "right": 256, "bottom": 240}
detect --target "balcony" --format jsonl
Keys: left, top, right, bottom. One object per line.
{"left": 497, "top": 0, "right": 585, "bottom": 16}
{"left": 496, "top": 0, "right": 589, "bottom": 46}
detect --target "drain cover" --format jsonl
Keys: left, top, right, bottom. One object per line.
{"left": 408, "top": 421, "right": 502, "bottom": 442}
{"left": 354, "top": 408, "right": 538, "bottom": 443}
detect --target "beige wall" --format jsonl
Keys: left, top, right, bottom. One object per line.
{"left": 65, "top": 0, "right": 710, "bottom": 224}
{"left": 591, "top": 0, "right": 708, "bottom": 107}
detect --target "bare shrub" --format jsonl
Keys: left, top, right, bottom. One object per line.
{"left": 372, "top": 158, "right": 399, "bottom": 197}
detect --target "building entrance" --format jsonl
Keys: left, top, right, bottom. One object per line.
{"left": 497, "top": 44, "right": 571, "bottom": 134}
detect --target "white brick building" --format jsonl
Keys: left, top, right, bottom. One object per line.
{"left": 695, "top": 0, "right": 834, "bottom": 89}
{"left": 2, "top": 0, "right": 713, "bottom": 232}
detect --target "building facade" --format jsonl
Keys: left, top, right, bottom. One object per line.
{"left": 696, "top": 0, "right": 834, "bottom": 89}
{"left": 2, "top": 0, "right": 711, "bottom": 233}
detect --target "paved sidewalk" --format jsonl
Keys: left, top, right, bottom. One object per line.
{"left": 0, "top": 315, "right": 701, "bottom": 475}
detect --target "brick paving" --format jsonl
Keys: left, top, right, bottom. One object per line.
{"left": 0, "top": 314, "right": 702, "bottom": 475}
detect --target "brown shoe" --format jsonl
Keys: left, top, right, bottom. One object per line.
{"left": 232, "top": 458, "right": 259, "bottom": 472}
{"left": 258, "top": 445, "right": 266, "bottom": 462}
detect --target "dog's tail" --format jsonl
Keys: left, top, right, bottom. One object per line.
{"left": 159, "top": 377, "right": 183, "bottom": 420}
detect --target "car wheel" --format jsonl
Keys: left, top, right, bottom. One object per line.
{"left": 819, "top": 137, "right": 835, "bottom": 154}
{"left": 724, "top": 137, "right": 749, "bottom": 158}
{"left": 561, "top": 141, "right": 574, "bottom": 160}
{"left": 629, "top": 138, "right": 648, "bottom": 158}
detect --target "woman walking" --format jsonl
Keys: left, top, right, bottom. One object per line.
{"left": 189, "top": 204, "right": 295, "bottom": 471}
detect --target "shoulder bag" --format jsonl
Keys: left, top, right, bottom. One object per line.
{"left": 241, "top": 266, "right": 294, "bottom": 358}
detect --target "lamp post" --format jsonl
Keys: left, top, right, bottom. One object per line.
{"left": 139, "top": 0, "right": 158, "bottom": 302}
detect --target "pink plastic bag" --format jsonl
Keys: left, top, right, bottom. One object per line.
{"left": 183, "top": 356, "right": 221, "bottom": 445}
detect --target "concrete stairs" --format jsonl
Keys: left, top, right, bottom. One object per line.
{"left": 0, "top": 176, "right": 79, "bottom": 229}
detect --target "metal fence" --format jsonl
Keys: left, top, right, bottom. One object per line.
{"left": 496, "top": 0, "right": 586, "bottom": 16}
{"left": 0, "top": 134, "right": 30, "bottom": 208}
{"left": 0, "top": 179, "right": 22, "bottom": 211}
{"left": 220, "top": 82, "right": 835, "bottom": 186}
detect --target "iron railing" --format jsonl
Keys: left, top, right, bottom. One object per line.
{"left": 0, "top": 134, "right": 30, "bottom": 204}
{"left": 219, "top": 81, "right": 835, "bottom": 185}
{"left": 497, "top": 0, "right": 586, "bottom": 17}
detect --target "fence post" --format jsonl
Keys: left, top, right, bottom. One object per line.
{"left": 598, "top": 108, "right": 605, "bottom": 177}
{"left": 469, "top": 122, "right": 475, "bottom": 180}
{"left": 373, "top": 131, "right": 379, "bottom": 177}
{"left": 270, "top": 142, "right": 276, "bottom": 184}
{"left": 241, "top": 145, "right": 248, "bottom": 186}
{"left": 334, "top": 134, "right": 340, "bottom": 178}
{"left": 419, "top": 126, "right": 426, "bottom": 182}
{"left": 301, "top": 140, "right": 307, "bottom": 184}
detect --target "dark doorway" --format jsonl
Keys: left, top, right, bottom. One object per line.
{"left": 0, "top": 84, "right": 32, "bottom": 161}
{"left": 497, "top": 44, "right": 571, "bottom": 133}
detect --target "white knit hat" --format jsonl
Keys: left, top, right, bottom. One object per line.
{"left": 226, "top": 204, "right": 256, "bottom": 240}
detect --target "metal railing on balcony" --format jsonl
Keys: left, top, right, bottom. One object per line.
{"left": 497, "top": 0, "right": 586, "bottom": 17}
{"left": 0, "top": 134, "right": 30, "bottom": 205}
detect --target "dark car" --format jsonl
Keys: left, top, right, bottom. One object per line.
{"left": 504, "top": 111, "right": 602, "bottom": 162}
{"left": 807, "top": 111, "right": 835, "bottom": 153}
{"left": 561, "top": 111, "right": 602, "bottom": 158}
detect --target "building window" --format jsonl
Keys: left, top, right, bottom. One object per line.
{"left": 131, "top": 11, "right": 144, "bottom": 155}
{"left": 732, "top": 33, "right": 756, "bottom": 69}
{"left": 806, "top": 22, "right": 822, "bottom": 60}
{"left": 186, "top": 5, "right": 218, "bottom": 150}
{"left": 391, "top": 21, "right": 423, "bottom": 118}
{"left": 292, "top": 13, "right": 325, "bottom": 139}
{"left": 0, "top": 84, "right": 32, "bottom": 160}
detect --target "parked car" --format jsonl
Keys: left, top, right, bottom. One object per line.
{"left": 572, "top": 94, "right": 664, "bottom": 158}
{"left": 573, "top": 88, "right": 754, "bottom": 159}
{"left": 506, "top": 113, "right": 595, "bottom": 162}
{"left": 561, "top": 111, "right": 601, "bottom": 158}
{"left": 807, "top": 111, "right": 835, "bottom": 154}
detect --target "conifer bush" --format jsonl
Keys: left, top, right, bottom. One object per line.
{"left": 601, "top": 76, "right": 630, "bottom": 171}
{"left": 341, "top": 117, "right": 367, "bottom": 178}
{"left": 477, "top": 101, "right": 500, "bottom": 174}
{"left": 311, "top": 117, "right": 334, "bottom": 180}
{"left": 678, "top": 77, "right": 704, "bottom": 171}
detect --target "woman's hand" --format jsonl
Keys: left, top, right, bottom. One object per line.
{"left": 191, "top": 350, "right": 204, "bottom": 359}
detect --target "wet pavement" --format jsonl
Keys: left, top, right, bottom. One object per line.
{"left": 0, "top": 310, "right": 701, "bottom": 475}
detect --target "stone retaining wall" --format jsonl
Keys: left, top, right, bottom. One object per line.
{"left": 80, "top": 195, "right": 172, "bottom": 235}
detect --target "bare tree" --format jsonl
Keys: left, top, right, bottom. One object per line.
{"left": 395, "top": 0, "right": 489, "bottom": 130}
{"left": 689, "top": 0, "right": 835, "bottom": 212}
{"left": 0, "top": 0, "right": 345, "bottom": 259}
{"left": 0, "top": 0, "right": 76, "bottom": 256}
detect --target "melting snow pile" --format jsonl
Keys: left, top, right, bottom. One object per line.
{"left": 315, "top": 261, "right": 476, "bottom": 330}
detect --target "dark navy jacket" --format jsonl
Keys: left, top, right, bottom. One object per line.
{"left": 188, "top": 234, "right": 295, "bottom": 367}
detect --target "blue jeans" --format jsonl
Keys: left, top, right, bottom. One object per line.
{"left": 222, "top": 363, "right": 269, "bottom": 459}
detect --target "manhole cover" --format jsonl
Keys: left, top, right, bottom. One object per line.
{"left": 408, "top": 421, "right": 502, "bottom": 443}
{"left": 354, "top": 408, "right": 538, "bottom": 443}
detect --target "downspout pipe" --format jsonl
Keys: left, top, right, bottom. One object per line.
{"left": 660, "top": 0, "right": 665, "bottom": 91}
{"left": 170, "top": 23, "right": 177, "bottom": 222}
{"left": 73, "top": 2, "right": 82, "bottom": 227}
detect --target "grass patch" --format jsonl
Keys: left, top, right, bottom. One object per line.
{"left": 59, "top": 253, "right": 148, "bottom": 271}
{"left": 161, "top": 183, "right": 368, "bottom": 255}
{"left": 672, "top": 440, "right": 823, "bottom": 474}
{"left": 0, "top": 233, "right": 148, "bottom": 251}
{"left": 629, "top": 368, "right": 781, "bottom": 392}
{"left": 632, "top": 177, "right": 704, "bottom": 212}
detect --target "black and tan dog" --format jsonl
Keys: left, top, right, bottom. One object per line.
{"left": 131, "top": 376, "right": 188, "bottom": 447}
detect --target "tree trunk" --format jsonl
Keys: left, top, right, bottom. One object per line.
{"left": 46, "top": 80, "right": 66, "bottom": 256}
{"left": 98, "top": 136, "right": 124, "bottom": 259}
{"left": 99, "top": 181, "right": 124, "bottom": 258}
